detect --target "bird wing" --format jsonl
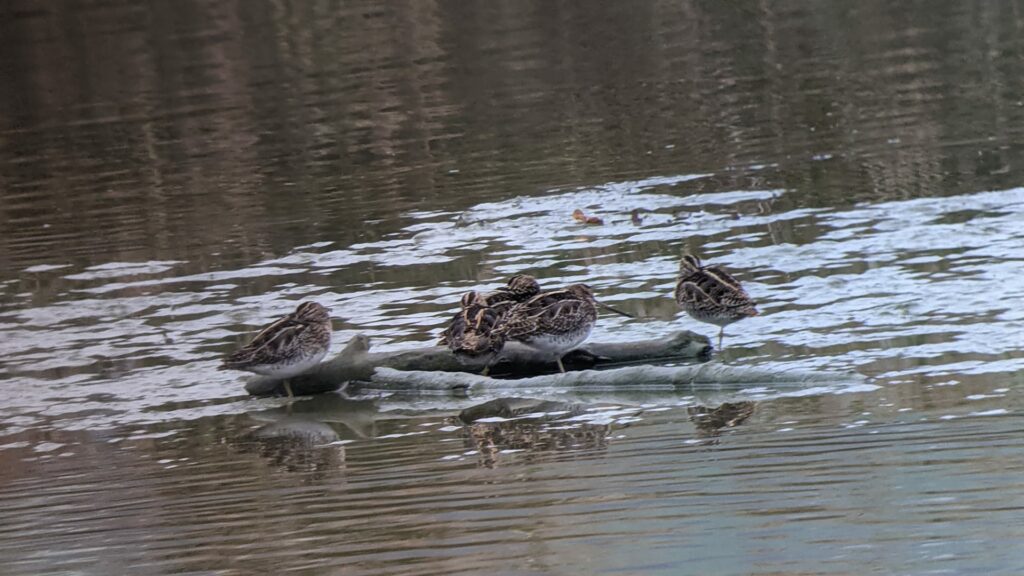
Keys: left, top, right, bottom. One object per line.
{"left": 439, "top": 313, "right": 459, "bottom": 343}
{"left": 676, "top": 280, "right": 715, "bottom": 307}
{"left": 223, "top": 317, "right": 306, "bottom": 367}
{"left": 536, "top": 298, "right": 589, "bottom": 333}
{"left": 677, "top": 269, "right": 755, "bottom": 311}
{"left": 498, "top": 295, "right": 587, "bottom": 339}
{"left": 439, "top": 308, "right": 470, "bottom": 348}
{"left": 702, "top": 266, "right": 752, "bottom": 298}
{"left": 442, "top": 304, "right": 506, "bottom": 355}
{"left": 481, "top": 288, "right": 515, "bottom": 306}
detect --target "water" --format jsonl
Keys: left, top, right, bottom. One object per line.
{"left": 2, "top": 0, "right": 1024, "bottom": 573}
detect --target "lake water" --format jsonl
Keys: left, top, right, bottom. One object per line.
{"left": 2, "top": 1, "right": 1024, "bottom": 574}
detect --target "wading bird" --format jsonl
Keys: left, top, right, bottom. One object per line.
{"left": 220, "top": 301, "right": 332, "bottom": 398}
{"left": 492, "top": 284, "right": 633, "bottom": 373}
{"left": 674, "top": 254, "right": 757, "bottom": 350}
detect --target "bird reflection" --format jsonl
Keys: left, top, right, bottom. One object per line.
{"left": 687, "top": 401, "right": 756, "bottom": 444}
{"left": 236, "top": 415, "right": 345, "bottom": 478}
{"left": 457, "top": 397, "right": 610, "bottom": 468}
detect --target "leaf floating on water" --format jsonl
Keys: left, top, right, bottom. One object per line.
{"left": 572, "top": 208, "right": 604, "bottom": 225}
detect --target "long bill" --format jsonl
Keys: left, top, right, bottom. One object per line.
{"left": 596, "top": 300, "right": 635, "bottom": 318}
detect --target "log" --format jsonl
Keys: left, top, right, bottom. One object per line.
{"left": 368, "top": 363, "right": 869, "bottom": 393}
{"left": 457, "top": 397, "right": 590, "bottom": 423}
{"left": 244, "top": 330, "right": 712, "bottom": 396}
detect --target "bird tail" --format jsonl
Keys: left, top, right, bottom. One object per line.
{"left": 219, "top": 352, "right": 247, "bottom": 370}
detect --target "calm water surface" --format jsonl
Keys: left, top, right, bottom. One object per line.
{"left": 2, "top": 1, "right": 1024, "bottom": 574}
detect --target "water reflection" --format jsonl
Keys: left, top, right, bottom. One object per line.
{"left": 687, "top": 401, "right": 757, "bottom": 444}
{"left": 4, "top": 1, "right": 1024, "bottom": 274}
{"left": 461, "top": 421, "right": 611, "bottom": 469}
{"left": 3, "top": 0, "right": 1024, "bottom": 573}
{"left": 236, "top": 415, "right": 344, "bottom": 477}
{"left": 238, "top": 394, "right": 391, "bottom": 441}
{"left": 457, "top": 397, "right": 612, "bottom": 468}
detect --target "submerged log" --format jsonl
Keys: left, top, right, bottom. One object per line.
{"left": 368, "top": 363, "right": 868, "bottom": 393}
{"left": 457, "top": 397, "right": 590, "bottom": 423}
{"left": 245, "top": 330, "right": 713, "bottom": 396}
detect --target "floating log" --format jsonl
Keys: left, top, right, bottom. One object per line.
{"left": 244, "top": 330, "right": 712, "bottom": 396}
{"left": 368, "top": 363, "right": 868, "bottom": 393}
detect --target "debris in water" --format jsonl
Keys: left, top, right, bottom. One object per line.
{"left": 572, "top": 208, "right": 604, "bottom": 225}
{"left": 630, "top": 209, "right": 643, "bottom": 225}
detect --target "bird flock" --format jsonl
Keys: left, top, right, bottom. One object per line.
{"left": 220, "top": 254, "right": 758, "bottom": 395}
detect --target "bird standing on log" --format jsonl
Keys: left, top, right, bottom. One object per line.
{"left": 491, "top": 283, "right": 633, "bottom": 373}
{"left": 439, "top": 275, "right": 542, "bottom": 373}
{"left": 674, "top": 254, "right": 758, "bottom": 350}
{"left": 220, "top": 301, "right": 333, "bottom": 398}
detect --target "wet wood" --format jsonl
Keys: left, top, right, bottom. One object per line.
{"left": 244, "top": 330, "right": 712, "bottom": 396}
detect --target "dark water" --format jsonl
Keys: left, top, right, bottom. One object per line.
{"left": 3, "top": 1, "right": 1024, "bottom": 574}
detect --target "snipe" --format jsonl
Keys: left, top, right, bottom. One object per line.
{"left": 220, "top": 301, "right": 332, "bottom": 398}
{"left": 438, "top": 291, "right": 506, "bottom": 369}
{"left": 479, "top": 274, "right": 541, "bottom": 308}
{"left": 674, "top": 254, "right": 757, "bottom": 350}
{"left": 492, "top": 283, "right": 633, "bottom": 373}
{"left": 439, "top": 275, "right": 542, "bottom": 373}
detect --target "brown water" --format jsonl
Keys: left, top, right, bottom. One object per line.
{"left": 3, "top": 1, "right": 1024, "bottom": 574}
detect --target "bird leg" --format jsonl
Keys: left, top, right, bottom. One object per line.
{"left": 717, "top": 328, "right": 724, "bottom": 351}
{"left": 283, "top": 380, "right": 295, "bottom": 399}
{"left": 480, "top": 365, "right": 491, "bottom": 377}
{"left": 556, "top": 357, "right": 566, "bottom": 373}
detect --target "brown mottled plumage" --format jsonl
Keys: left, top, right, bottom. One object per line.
{"left": 479, "top": 274, "right": 541, "bottom": 307}
{"left": 674, "top": 254, "right": 758, "bottom": 350}
{"left": 438, "top": 291, "right": 506, "bottom": 364}
{"left": 492, "top": 284, "right": 632, "bottom": 373}
{"left": 438, "top": 275, "right": 542, "bottom": 372}
{"left": 220, "top": 301, "right": 333, "bottom": 397}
